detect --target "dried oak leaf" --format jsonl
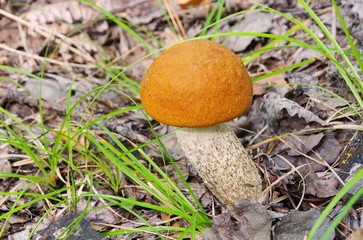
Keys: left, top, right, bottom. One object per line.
{"left": 223, "top": 12, "right": 274, "bottom": 52}
{"left": 348, "top": 228, "right": 363, "bottom": 240}
{"left": 201, "top": 201, "right": 271, "bottom": 240}
{"left": 274, "top": 209, "right": 335, "bottom": 240}
{"left": 272, "top": 133, "right": 342, "bottom": 175}
{"left": 285, "top": 133, "right": 324, "bottom": 157}
{"left": 305, "top": 172, "right": 341, "bottom": 198}
{"left": 253, "top": 74, "right": 291, "bottom": 96}
{"left": 263, "top": 92, "right": 326, "bottom": 125}
{"left": 35, "top": 214, "right": 101, "bottom": 240}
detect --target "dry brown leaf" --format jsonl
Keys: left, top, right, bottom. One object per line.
{"left": 24, "top": 78, "right": 68, "bottom": 104}
{"left": 263, "top": 92, "right": 326, "bottom": 125}
{"left": 252, "top": 82, "right": 268, "bottom": 95}
{"left": 22, "top": 0, "right": 124, "bottom": 26}
{"left": 8, "top": 224, "right": 34, "bottom": 240}
{"left": 253, "top": 74, "right": 291, "bottom": 96}
{"left": 35, "top": 214, "right": 101, "bottom": 239}
{"left": 305, "top": 172, "right": 340, "bottom": 198}
{"left": 202, "top": 201, "right": 271, "bottom": 240}
{"left": 272, "top": 133, "right": 342, "bottom": 175}
{"left": 344, "top": 0, "right": 363, "bottom": 19}
{"left": 274, "top": 209, "right": 335, "bottom": 240}
{"left": 0, "top": 144, "right": 12, "bottom": 178}
{"left": 348, "top": 228, "right": 363, "bottom": 240}
{"left": 285, "top": 133, "right": 324, "bottom": 157}
{"left": 0, "top": 159, "right": 12, "bottom": 176}
{"left": 224, "top": 12, "right": 273, "bottom": 52}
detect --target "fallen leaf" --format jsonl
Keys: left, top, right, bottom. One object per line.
{"left": 8, "top": 224, "right": 34, "bottom": 240}
{"left": 0, "top": 159, "right": 12, "bottom": 177}
{"left": 201, "top": 201, "right": 271, "bottom": 240}
{"left": 285, "top": 133, "right": 324, "bottom": 157}
{"left": 274, "top": 209, "right": 335, "bottom": 240}
{"left": 272, "top": 133, "right": 343, "bottom": 175}
{"left": 305, "top": 172, "right": 341, "bottom": 198}
{"left": 24, "top": 77, "right": 68, "bottom": 104}
{"left": 263, "top": 92, "right": 326, "bottom": 125}
{"left": 289, "top": 72, "right": 347, "bottom": 113}
{"left": 252, "top": 82, "right": 268, "bottom": 95}
{"left": 0, "top": 144, "right": 12, "bottom": 179}
{"left": 253, "top": 74, "right": 291, "bottom": 96}
{"left": 344, "top": 0, "right": 363, "bottom": 19}
{"left": 77, "top": 196, "right": 121, "bottom": 227}
{"left": 224, "top": 12, "right": 274, "bottom": 52}
{"left": 348, "top": 228, "right": 363, "bottom": 240}
{"left": 35, "top": 214, "right": 101, "bottom": 240}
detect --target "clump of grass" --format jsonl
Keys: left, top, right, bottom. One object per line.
{"left": 0, "top": 2, "right": 211, "bottom": 238}
{"left": 0, "top": 70, "right": 211, "bottom": 238}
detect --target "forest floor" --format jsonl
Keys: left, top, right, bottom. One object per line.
{"left": 1, "top": 0, "right": 363, "bottom": 239}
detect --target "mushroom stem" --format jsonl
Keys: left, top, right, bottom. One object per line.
{"left": 176, "top": 124, "right": 262, "bottom": 205}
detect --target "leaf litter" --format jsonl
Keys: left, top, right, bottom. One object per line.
{"left": 1, "top": 0, "right": 363, "bottom": 239}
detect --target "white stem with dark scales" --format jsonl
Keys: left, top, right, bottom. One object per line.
{"left": 176, "top": 124, "right": 262, "bottom": 205}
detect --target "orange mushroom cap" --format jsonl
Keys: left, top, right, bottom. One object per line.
{"left": 140, "top": 40, "right": 253, "bottom": 127}
{"left": 177, "top": 0, "right": 204, "bottom": 9}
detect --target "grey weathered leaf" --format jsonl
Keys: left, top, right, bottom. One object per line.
{"left": 285, "top": 133, "right": 324, "bottom": 157}
{"left": 274, "top": 209, "right": 335, "bottom": 240}
{"left": 224, "top": 12, "right": 274, "bottom": 52}
{"left": 263, "top": 92, "right": 326, "bottom": 125}
{"left": 202, "top": 201, "right": 272, "bottom": 240}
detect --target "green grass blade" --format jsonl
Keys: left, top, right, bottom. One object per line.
{"left": 331, "top": 0, "right": 363, "bottom": 72}
{"left": 79, "top": 0, "right": 156, "bottom": 53}
{"left": 308, "top": 168, "right": 363, "bottom": 239}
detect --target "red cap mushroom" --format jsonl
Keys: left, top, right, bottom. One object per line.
{"left": 141, "top": 40, "right": 261, "bottom": 204}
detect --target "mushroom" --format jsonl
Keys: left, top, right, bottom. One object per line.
{"left": 140, "top": 40, "right": 262, "bottom": 205}
{"left": 176, "top": 0, "right": 204, "bottom": 9}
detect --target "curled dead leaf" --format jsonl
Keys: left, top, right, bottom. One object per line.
{"left": 263, "top": 92, "right": 326, "bottom": 125}
{"left": 253, "top": 74, "right": 291, "bottom": 96}
{"left": 348, "top": 228, "right": 363, "bottom": 240}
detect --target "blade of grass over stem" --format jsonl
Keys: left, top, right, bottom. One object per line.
{"left": 97, "top": 124, "right": 197, "bottom": 211}
{"left": 140, "top": 108, "right": 206, "bottom": 213}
